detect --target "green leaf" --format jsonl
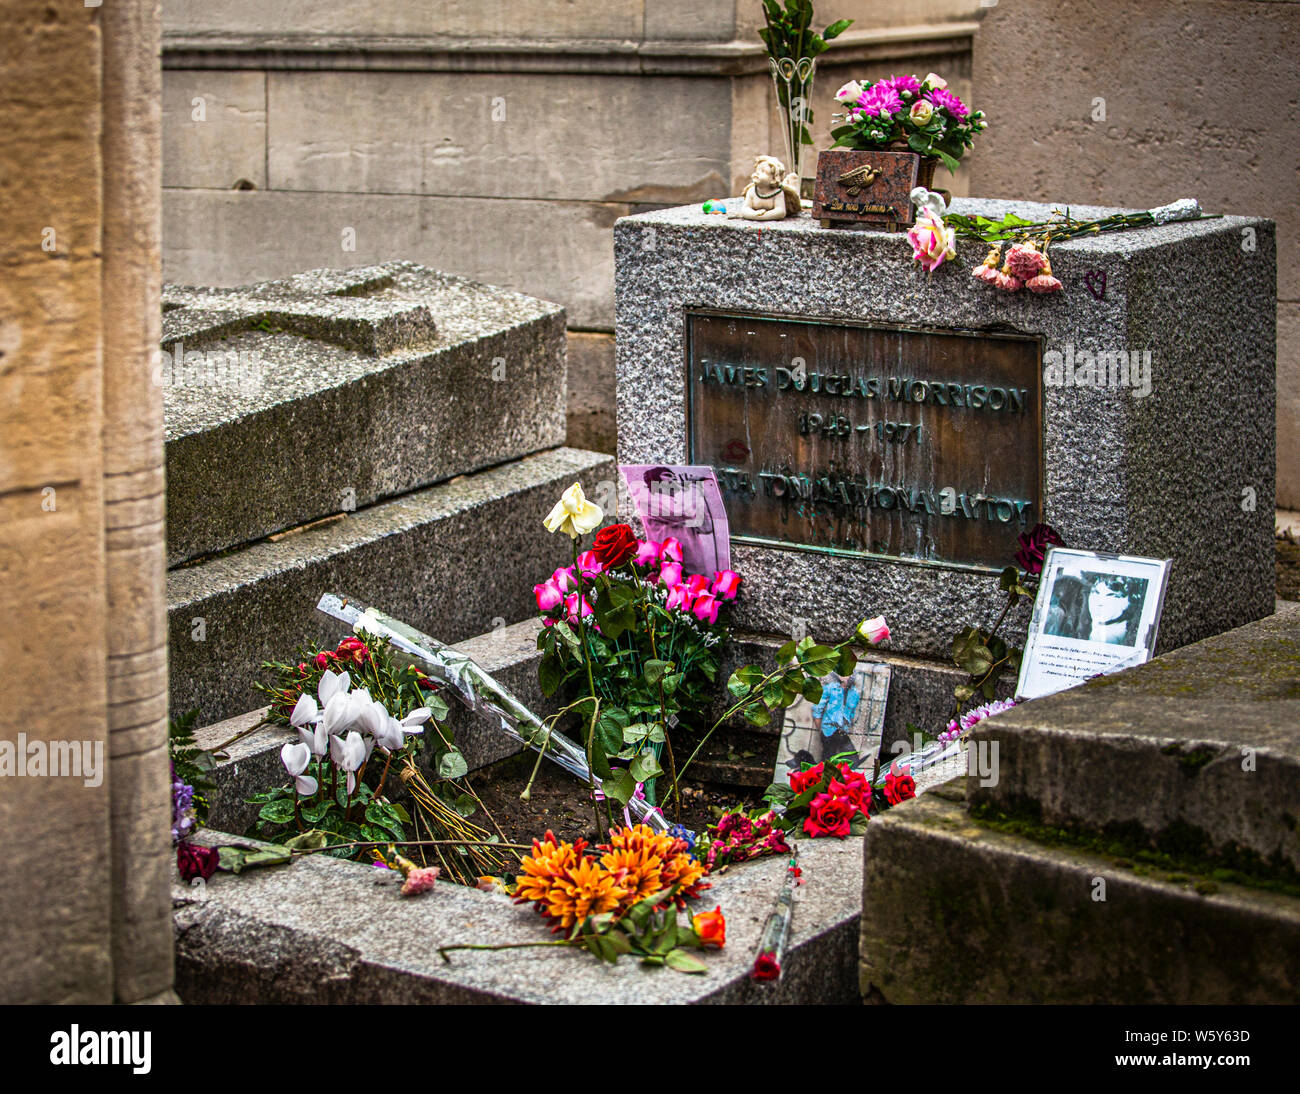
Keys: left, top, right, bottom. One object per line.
{"left": 538, "top": 652, "right": 564, "bottom": 698}
{"left": 217, "top": 843, "right": 292, "bottom": 874}
{"left": 453, "top": 792, "right": 480, "bottom": 818}
{"left": 801, "top": 677, "right": 823, "bottom": 704}
{"left": 823, "top": 18, "right": 853, "bottom": 40}
{"left": 777, "top": 640, "right": 797, "bottom": 663}
{"left": 596, "top": 709, "right": 629, "bottom": 756}
{"left": 629, "top": 748, "right": 663, "bottom": 784}
{"left": 744, "top": 703, "right": 772, "bottom": 727}
{"left": 836, "top": 647, "right": 858, "bottom": 676}
{"left": 602, "top": 769, "right": 636, "bottom": 806}
{"left": 437, "top": 749, "right": 469, "bottom": 780}
{"left": 258, "top": 799, "right": 295, "bottom": 826}
{"left": 283, "top": 829, "right": 331, "bottom": 851}
{"left": 664, "top": 948, "right": 708, "bottom": 974}
{"left": 954, "top": 683, "right": 976, "bottom": 702}
{"left": 590, "top": 737, "right": 613, "bottom": 781}
{"left": 643, "top": 659, "right": 672, "bottom": 685}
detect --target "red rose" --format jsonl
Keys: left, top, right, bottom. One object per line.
{"left": 413, "top": 671, "right": 435, "bottom": 690}
{"left": 883, "top": 769, "right": 917, "bottom": 807}
{"left": 753, "top": 952, "right": 781, "bottom": 981}
{"left": 830, "top": 767, "right": 873, "bottom": 813}
{"left": 591, "top": 523, "right": 639, "bottom": 568}
{"left": 314, "top": 651, "right": 332, "bottom": 670}
{"left": 789, "top": 762, "right": 825, "bottom": 795}
{"left": 335, "top": 636, "right": 371, "bottom": 666}
{"left": 1014, "top": 522, "right": 1064, "bottom": 576}
{"left": 177, "top": 842, "right": 219, "bottom": 882}
{"left": 803, "top": 792, "right": 856, "bottom": 838}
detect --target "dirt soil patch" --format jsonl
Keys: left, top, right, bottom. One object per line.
{"left": 465, "top": 751, "right": 765, "bottom": 849}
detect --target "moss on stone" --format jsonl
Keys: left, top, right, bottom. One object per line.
{"left": 969, "top": 801, "right": 1300, "bottom": 899}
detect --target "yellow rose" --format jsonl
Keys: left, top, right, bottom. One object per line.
{"left": 543, "top": 481, "right": 603, "bottom": 539}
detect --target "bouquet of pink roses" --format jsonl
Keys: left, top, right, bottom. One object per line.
{"left": 533, "top": 526, "right": 742, "bottom": 807}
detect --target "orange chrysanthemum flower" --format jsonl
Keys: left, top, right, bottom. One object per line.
{"left": 599, "top": 825, "right": 709, "bottom": 908}
{"left": 545, "top": 858, "right": 630, "bottom": 930}
{"left": 514, "top": 830, "right": 585, "bottom": 910}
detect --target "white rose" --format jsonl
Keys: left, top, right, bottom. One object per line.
{"left": 922, "top": 72, "right": 948, "bottom": 91}
{"left": 909, "top": 100, "right": 934, "bottom": 126}
{"left": 835, "top": 80, "right": 865, "bottom": 103}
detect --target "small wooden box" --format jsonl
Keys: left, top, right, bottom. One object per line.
{"left": 812, "top": 149, "right": 920, "bottom": 230}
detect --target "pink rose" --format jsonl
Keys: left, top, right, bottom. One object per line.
{"left": 659, "top": 538, "right": 684, "bottom": 564}
{"left": 666, "top": 583, "right": 694, "bottom": 613}
{"left": 564, "top": 592, "right": 595, "bottom": 625}
{"left": 712, "top": 570, "right": 741, "bottom": 600}
{"left": 551, "top": 566, "right": 576, "bottom": 592}
{"left": 633, "top": 539, "right": 661, "bottom": 568}
{"left": 658, "top": 561, "right": 683, "bottom": 589}
{"left": 907, "top": 210, "right": 956, "bottom": 273}
{"left": 576, "top": 550, "right": 603, "bottom": 576}
{"left": 856, "top": 615, "right": 890, "bottom": 645}
{"left": 685, "top": 573, "right": 710, "bottom": 598}
{"left": 692, "top": 590, "right": 720, "bottom": 625}
{"left": 534, "top": 578, "right": 564, "bottom": 612}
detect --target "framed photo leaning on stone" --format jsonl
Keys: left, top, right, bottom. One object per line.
{"left": 1017, "top": 548, "right": 1172, "bottom": 701}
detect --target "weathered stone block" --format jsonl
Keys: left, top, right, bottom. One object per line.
{"left": 163, "top": 260, "right": 567, "bottom": 563}
{"left": 615, "top": 201, "right": 1276, "bottom": 659}
{"left": 163, "top": 189, "right": 627, "bottom": 328}
{"left": 969, "top": 604, "right": 1300, "bottom": 877}
{"left": 162, "top": 70, "right": 266, "bottom": 190}
{"left": 166, "top": 447, "right": 615, "bottom": 724}
{"left": 266, "top": 71, "right": 730, "bottom": 204}
{"left": 861, "top": 785, "right": 1300, "bottom": 1004}
{"left": 174, "top": 827, "right": 865, "bottom": 1004}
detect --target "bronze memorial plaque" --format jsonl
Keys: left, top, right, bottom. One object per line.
{"left": 686, "top": 311, "right": 1043, "bottom": 571}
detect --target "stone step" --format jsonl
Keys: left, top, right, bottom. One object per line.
{"left": 969, "top": 604, "right": 1300, "bottom": 878}
{"left": 861, "top": 783, "right": 1300, "bottom": 1004}
{"left": 167, "top": 445, "right": 614, "bottom": 725}
{"left": 173, "top": 827, "right": 864, "bottom": 1005}
{"left": 163, "top": 261, "right": 566, "bottom": 565}
{"left": 192, "top": 619, "right": 557, "bottom": 836}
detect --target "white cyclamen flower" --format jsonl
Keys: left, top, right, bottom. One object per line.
{"left": 280, "top": 741, "right": 319, "bottom": 796}
{"left": 318, "top": 668, "right": 351, "bottom": 706}
{"left": 331, "top": 731, "right": 367, "bottom": 794}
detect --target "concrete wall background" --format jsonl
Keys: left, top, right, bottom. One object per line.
{"left": 969, "top": 0, "right": 1299, "bottom": 507}
{"left": 159, "top": 1, "right": 980, "bottom": 451}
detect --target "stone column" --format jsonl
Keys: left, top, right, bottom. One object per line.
{"left": 102, "top": 0, "right": 173, "bottom": 1004}
{"left": 0, "top": 0, "right": 172, "bottom": 1004}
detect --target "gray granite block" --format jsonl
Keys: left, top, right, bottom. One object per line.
{"left": 167, "top": 446, "right": 614, "bottom": 725}
{"left": 174, "top": 828, "right": 864, "bottom": 1005}
{"left": 163, "top": 261, "right": 567, "bottom": 564}
{"left": 968, "top": 604, "right": 1300, "bottom": 876}
{"left": 861, "top": 784, "right": 1300, "bottom": 1004}
{"left": 614, "top": 200, "right": 1276, "bottom": 659}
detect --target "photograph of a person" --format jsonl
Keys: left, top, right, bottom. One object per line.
{"left": 775, "top": 663, "right": 891, "bottom": 777}
{"left": 621, "top": 463, "right": 730, "bottom": 576}
{"left": 1044, "top": 571, "right": 1150, "bottom": 646}
{"left": 1016, "top": 548, "right": 1172, "bottom": 702}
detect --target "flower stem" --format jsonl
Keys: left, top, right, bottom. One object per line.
{"left": 438, "top": 939, "right": 574, "bottom": 963}
{"left": 573, "top": 539, "right": 606, "bottom": 841}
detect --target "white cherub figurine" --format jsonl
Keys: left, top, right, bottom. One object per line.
{"left": 734, "top": 155, "right": 803, "bottom": 221}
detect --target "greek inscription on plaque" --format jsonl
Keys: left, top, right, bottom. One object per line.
{"left": 685, "top": 311, "right": 1043, "bottom": 570}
